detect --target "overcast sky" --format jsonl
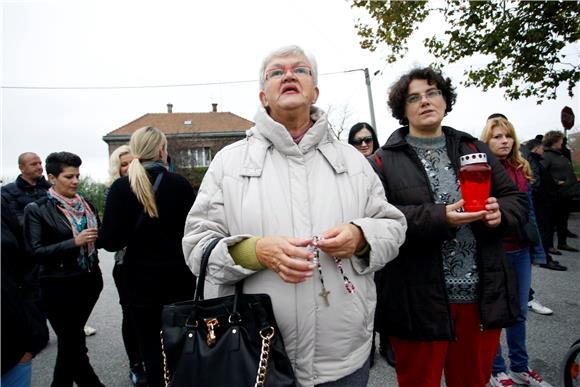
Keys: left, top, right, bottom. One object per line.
{"left": 2, "top": 0, "right": 578, "bottom": 182}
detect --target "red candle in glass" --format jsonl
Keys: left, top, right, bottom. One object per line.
{"left": 459, "top": 153, "right": 491, "bottom": 212}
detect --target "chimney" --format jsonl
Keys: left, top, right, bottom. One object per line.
{"left": 212, "top": 103, "right": 218, "bottom": 112}
{"left": 167, "top": 103, "right": 173, "bottom": 113}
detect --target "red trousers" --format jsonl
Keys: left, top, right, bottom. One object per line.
{"left": 390, "top": 304, "right": 501, "bottom": 387}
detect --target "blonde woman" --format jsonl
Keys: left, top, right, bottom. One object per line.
{"left": 106, "top": 145, "right": 133, "bottom": 187}
{"left": 482, "top": 117, "right": 553, "bottom": 387}
{"left": 103, "top": 145, "right": 148, "bottom": 386}
{"left": 100, "top": 127, "right": 195, "bottom": 387}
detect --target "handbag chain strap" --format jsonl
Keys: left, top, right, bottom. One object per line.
{"left": 161, "top": 327, "right": 276, "bottom": 387}
{"left": 160, "top": 330, "right": 172, "bottom": 387}
{"left": 254, "top": 327, "right": 275, "bottom": 387}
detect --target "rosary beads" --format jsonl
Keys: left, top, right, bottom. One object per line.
{"left": 307, "top": 236, "right": 356, "bottom": 306}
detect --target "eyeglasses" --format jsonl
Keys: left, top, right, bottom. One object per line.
{"left": 264, "top": 66, "right": 312, "bottom": 81}
{"left": 406, "top": 89, "right": 443, "bottom": 105}
{"left": 351, "top": 136, "right": 374, "bottom": 146}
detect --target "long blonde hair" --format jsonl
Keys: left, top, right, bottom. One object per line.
{"left": 128, "top": 126, "right": 167, "bottom": 218}
{"left": 106, "top": 145, "right": 131, "bottom": 187}
{"left": 481, "top": 118, "right": 534, "bottom": 182}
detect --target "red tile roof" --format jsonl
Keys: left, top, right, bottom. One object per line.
{"left": 105, "top": 112, "right": 254, "bottom": 136}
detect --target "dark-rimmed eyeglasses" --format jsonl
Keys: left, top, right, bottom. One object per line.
{"left": 351, "top": 136, "right": 373, "bottom": 146}
{"left": 406, "top": 89, "right": 443, "bottom": 105}
{"left": 265, "top": 66, "right": 312, "bottom": 81}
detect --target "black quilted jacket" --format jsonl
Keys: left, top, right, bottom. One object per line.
{"left": 370, "top": 126, "right": 527, "bottom": 341}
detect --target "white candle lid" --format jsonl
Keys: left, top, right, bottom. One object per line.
{"left": 460, "top": 152, "right": 488, "bottom": 166}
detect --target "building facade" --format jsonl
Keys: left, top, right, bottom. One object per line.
{"left": 103, "top": 103, "right": 254, "bottom": 188}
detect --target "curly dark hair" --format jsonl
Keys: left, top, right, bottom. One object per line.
{"left": 45, "top": 151, "right": 82, "bottom": 176}
{"left": 388, "top": 67, "right": 457, "bottom": 125}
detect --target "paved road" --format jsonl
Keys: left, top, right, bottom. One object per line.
{"left": 32, "top": 214, "right": 580, "bottom": 386}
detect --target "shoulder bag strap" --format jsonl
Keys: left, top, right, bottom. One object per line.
{"left": 194, "top": 237, "right": 223, "bottom": 301}
{"left": 374, "top": 153, "right": 385, "bottom": 174}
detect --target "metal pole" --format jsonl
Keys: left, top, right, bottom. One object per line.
{"left": 345, "top": 68, "right": 378, "bottom": 130}
{"left": 363, "top": 68, "right": 377, "bottom": 130}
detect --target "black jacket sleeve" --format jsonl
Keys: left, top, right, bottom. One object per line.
{"left": 23, "top": 202, "right": 79, "bottom": 264}
{"left": 99, "top": 178, "right": 133, "bottom": 252}
{"left": 1, "top": 201, "right": 48, "bottom": 374}
{"left": 1, "top": 184, "right": 23, "bottom": 227}
{"left": 393, "top": 202, "right": 453, "bottom": 241}
{"left": 369, "top": 152, "right": 455, "bottom": 242}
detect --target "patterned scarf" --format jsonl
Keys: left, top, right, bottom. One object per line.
{"left": 48, "top": 187, "right": 98, "bottom": 269}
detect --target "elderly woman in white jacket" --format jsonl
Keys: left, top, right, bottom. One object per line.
{"left": 183, "top": 45, "right": 406, "bottom": 387}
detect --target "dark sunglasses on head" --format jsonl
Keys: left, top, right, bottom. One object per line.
{"left": 351, "top": 136, "right": 374, "bottom": 146}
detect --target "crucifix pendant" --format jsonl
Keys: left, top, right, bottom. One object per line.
{"left": 319, "top": 288, "right": 330, "bottom": 306}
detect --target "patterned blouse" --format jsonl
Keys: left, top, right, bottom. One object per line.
{"left": 407, "top": 135, "right": 479, "bottom": 303}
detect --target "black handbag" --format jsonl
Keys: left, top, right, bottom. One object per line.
{"left": 160, "top": 238, "right": 295, "bottom": 387}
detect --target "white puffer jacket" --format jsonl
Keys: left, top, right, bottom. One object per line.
{"left": 183, "top": 106, "right": 406, "bottom": 386}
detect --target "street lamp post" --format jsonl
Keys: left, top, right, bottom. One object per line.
{"left": 347, "top": 68, "right": 378, "bottom": 130}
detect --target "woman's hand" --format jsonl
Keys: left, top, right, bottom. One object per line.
{"left": 445, "top": 198, "right": 501, "bottom": 228}
{"left": 317, "top": 223, "right": 366, "bottom": 258}
{"left": 482, "top": 197, "right": 502, "bottom": 228}
{"left": 75, "top": 227, "right": 98, "bottom": 246}
{"left": 445, "top": 200, "right": 485, "bottom": 227}
{"left": 256, "top": 236, "right": 314, "bottom": 283}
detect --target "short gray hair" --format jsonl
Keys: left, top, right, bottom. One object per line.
{"left": 18, "top": 152, "right": 38, "bottom": 166}
{"left": 258, "top": 45, "right": 318, "bottom": 90}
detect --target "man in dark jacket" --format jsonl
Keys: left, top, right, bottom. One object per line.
{"left": 1, "top": 152, "right": 51, "bottom": 227}
{"left": 1, "top": 198, "right": 49, "bottom": 386}
{"left": 0, "top": 153, "right": 51, "bottom": 383}
{"left": 524, "top": 139, "right": 566, "bottom": 270}
{"left": 541, "top": 131, "right": 579, "bottom": 253}
{"left": 369, "top": 67, "right": 527, "bottom": 387}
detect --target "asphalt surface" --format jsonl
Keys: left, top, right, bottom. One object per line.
{"left": 31, "top": 213, "right": 580, "bottom": 386}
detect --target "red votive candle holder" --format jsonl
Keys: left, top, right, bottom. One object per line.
{"left": 459, "top": 153, "right": 491, "bottom": 212}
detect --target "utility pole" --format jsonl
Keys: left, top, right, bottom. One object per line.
{"left": 346, "top": 68, "right": 378, "bottom": 130}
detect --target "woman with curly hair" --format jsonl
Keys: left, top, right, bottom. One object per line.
{"left": 370, "top": 67, "right": 526, "bottom": 387}
{"left": 482, "top": 117, "right": 553, "bottom": 387}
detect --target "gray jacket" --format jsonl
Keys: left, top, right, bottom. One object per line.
{"left": 183, "top": 106, "right": 406, "bottom": 386}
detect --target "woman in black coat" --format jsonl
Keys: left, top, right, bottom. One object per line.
{"left": 99, "top": 126, "right": 195, "bottom": 387}
{"left": 105, "top": 145, "right": 147, "bottom": 386}
{"left": 369, "top": 68, "right": 526, "bottom": 387}
{"left": 23, "top": 152, "right": 104, "bottom": 387}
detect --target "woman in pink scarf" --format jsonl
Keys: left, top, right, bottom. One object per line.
{"left": 23, "top": 152, "right": 104, "bottom": 387}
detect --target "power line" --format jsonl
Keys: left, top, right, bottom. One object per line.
{"left": 0, "top": 79, "right": 257, "bottom": 90}
{"left": 0, "top": 70, "right": 359, "bottom": 90}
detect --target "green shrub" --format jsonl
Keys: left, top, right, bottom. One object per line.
{"left": 78, "top": 177, "right": 108, "bottom": 219}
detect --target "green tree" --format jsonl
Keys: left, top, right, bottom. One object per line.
{"left": 353, "top": 0, "right": 580, "bottom": 103}
{"left": 78, "top": 177, "right": 108, "bottom": 218}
